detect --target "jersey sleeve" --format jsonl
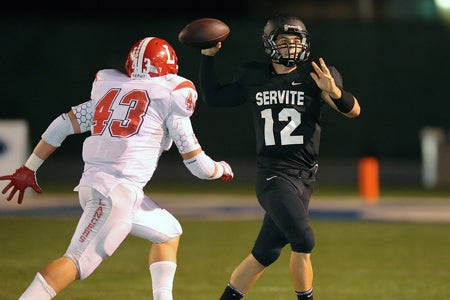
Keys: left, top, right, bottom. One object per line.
{"left": 199, "top": 55, "right": 246, "bottom": 107}
{"left": 169, "top": 79, "right": 198, "bottom": 117}
{"left": 165, "top": 79, "right": 201, "bottom": 154}
{"left": 71, "top": 100, "right": 93, "bottom": 133}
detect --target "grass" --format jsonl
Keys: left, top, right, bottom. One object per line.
{"left": 0, "top": 217, "right": 449, "bottom": 300}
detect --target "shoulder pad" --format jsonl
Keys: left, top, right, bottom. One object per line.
{"left": 170, "top": 79, "right": 198, "bottom": 117}
{"left": 94, "top": 69, "right": 128, "bottom": 82}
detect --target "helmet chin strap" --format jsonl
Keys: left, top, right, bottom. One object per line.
{"left": 276, "top": 58, "right": 297, "bottom": 67}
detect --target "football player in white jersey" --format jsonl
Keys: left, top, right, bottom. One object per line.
{"left": 0, "top": 36, "right": 233, "bottom": 300}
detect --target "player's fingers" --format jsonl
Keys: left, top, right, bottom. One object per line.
{"left": 31, "top": 180, "right": 43, "bottom": 193}
{"left": 221, "top": 174, "right": 233, "bottom": 182}
{"left": 311, "top": 61, "right": 321, "bottom": 73}
{"left": 32, "top": 183, "right": 43, "bottom": 194}
{"left": 2, "top": 182, "right": 13, "bottom": 195}
{"left": 219, "top": 161, "right": 233, "bottom": 182}
{"left": 319, "top": 57, "right": 326, "bottom": 66}
{"left": 319, "top": 57, "right": 330, "bottom": 74}
{"left": 0, "top": 175, "right": 12, "bottom": 181}
{"left": 17, "top": 190, "right": 24, "bottom": 204}
{"left": 6, "top": 187, "right": 19, "bottom": 201}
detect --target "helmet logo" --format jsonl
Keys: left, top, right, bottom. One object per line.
{"left": 162, "top": 44, "right": 176, "bottom": 66}
{"left": 283, "top": 24, "right": 302, "bottom": 33}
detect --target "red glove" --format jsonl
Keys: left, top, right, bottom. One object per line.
{"left": 219, "top": 161, "right": 234, "bottom": 182}
{"left": 0, "top": 165, "right": 43, "bottom": 204}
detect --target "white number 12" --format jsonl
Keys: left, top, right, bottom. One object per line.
{"left": 261, "top": 108, "right": 304, "bottom": 146}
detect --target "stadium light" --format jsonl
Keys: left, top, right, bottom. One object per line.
{"left": 435, "top": 0, "right": 450, "bottom": 21}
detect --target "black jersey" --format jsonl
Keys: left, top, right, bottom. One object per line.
{"left": 199, "top": 56, "right": 343, "bottom": 170}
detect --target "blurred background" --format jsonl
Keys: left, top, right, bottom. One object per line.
{"left": 1, "top": 0, "right": 449, "bottom": 190}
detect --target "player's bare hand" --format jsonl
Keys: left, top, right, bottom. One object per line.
{"left": 310, "top": 57, "right": 341, "bottom": 98}
{"left": 219, "top": 161, "right": 233, "bottom": 182}
{"left": 0, "top": 165, "right": 43, "bottom": 204}
{"left": 201, "top": 42, "right": 222, "bottom": 56}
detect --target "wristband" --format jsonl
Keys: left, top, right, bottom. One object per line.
{"left": 330, "top": 88, "right": 355, "bottom": 113}
{"left": 24, "top": 153, "right": 44, "bottom": 172}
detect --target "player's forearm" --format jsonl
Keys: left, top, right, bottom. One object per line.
{"left": 33, "top": 140, "right": 58, "bottom": 161}
{"left": 199, "top": 55, "right": 221, "bottom": 105}
{"left": 183, "top": 150, "right": 223, "bottom": 180}
{"left": 23, "top": 140, "right": 57, "bottom": 171}
{"left": 343, "top": 98, "right": 361, "bottom": 118}
{"left": 181, "top": 148, "right": 203, "bottom": 160}
{"left": 322, "top": 89, "right": 360, "bottom": 118}
{"left": 200, "top": 55, "right": 244, "bottom": 107}
{"left": 25, "top": 110, "right": 79, "bottom": 171}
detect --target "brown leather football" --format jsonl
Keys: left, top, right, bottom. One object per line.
{"left": 178, "top": 18, "right": 230, "bottom": 49}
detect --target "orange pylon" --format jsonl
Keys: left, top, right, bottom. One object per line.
{"left": 358, "top": 156, "right": 379, "bottom": 204}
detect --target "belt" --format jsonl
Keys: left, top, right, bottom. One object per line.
{"left": 284, "top": 164, "right": 319, "bottom": 179}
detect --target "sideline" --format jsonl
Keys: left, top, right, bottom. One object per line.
{"left": 1, "top": 193, "right": 449, "bottom": 223}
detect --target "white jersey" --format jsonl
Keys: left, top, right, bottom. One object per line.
{"left": 72, "top": 69, "right": 200, "bottom": 196}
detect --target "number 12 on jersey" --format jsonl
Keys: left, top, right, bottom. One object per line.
{"left": 261, "top": 108, "right": 304, "bottom": 146}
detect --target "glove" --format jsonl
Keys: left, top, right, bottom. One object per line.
{"left": 219, "top": 161, "right": 233, "bottom": 182}
{"left": 0, "top": 165, "right": 43, "bottom": 204}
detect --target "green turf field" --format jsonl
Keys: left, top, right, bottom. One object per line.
{"left": 0, "top": 217, "right": 449, "bottom": 300}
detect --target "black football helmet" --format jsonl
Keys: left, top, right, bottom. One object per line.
{"left": 262, "top": 14, "right": 310, "bottom": 67}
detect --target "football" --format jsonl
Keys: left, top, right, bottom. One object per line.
{"left": 178, "top": 18, "right": 230, "bottom": 49}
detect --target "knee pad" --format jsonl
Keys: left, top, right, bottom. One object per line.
{"left": 64, "top": 219, "right": 132, "bottom": 280}
{"left": 64, "top": 249, "right": 105, "bottom": 280}
{"left": 291, "top": 226, "right": 315, "bottom": 253}
{"left": 251, "top": 243, "right": 283, "bottom": 266}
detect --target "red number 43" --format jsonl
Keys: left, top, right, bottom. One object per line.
{"left": 91, "top": 88, "right": 150, "bottom": 137}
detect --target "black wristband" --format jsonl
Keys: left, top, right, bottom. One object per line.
{"left": 330, "top": 88, "right": 355, "bottom": 113}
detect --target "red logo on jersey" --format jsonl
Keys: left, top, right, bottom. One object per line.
{"left": 185, "top": 92, "right": 195, "bottom": 111}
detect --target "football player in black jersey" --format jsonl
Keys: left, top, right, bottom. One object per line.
{"left": 199, "top": 14, "right": 361, "bottom": 300}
